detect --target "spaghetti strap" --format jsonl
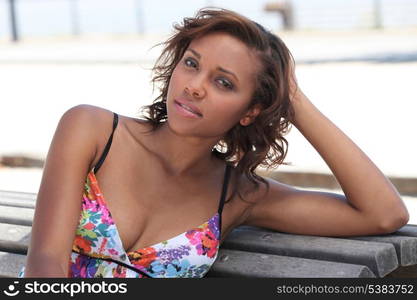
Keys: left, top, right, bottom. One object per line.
{"left": 217, "top": 164, "right": 232, "bottom": 239}
{"left": 93, "top": 112, "right": 119, "bottom": 174}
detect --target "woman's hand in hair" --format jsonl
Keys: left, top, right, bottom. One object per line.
{"left": 287, "top": 59, "right": 306, "bottom": 105}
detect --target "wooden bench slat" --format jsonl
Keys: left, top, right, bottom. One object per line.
{"left": 348, "top": 236, "right": 417, "bottom": 266}
{"left": 226, "top": 226, "right": 398, "bottom": 277}
{"left": 207, "top": 249, "right": 375, "bottom": 278}
{"left": 0, "top": 223, "right": 31, "bottom": 243}
{"left": 0, "top": 190, "right": 36, "bottom": 208}
{"left": 0, "top": 240, "right": 27, "bottom": 255}
{"left": 395, "top": 224, "right": 417, "bottom": 237}
{"left": 0, "top": 190, "right": 37, "bottom": 201}
{"left": 0, "top": 205, "right": 34, "bottom": 226}
{"left": 0, "top": 200, "right": 35, "bottom": 209}
{"left": 0, "top": 216, "right": 33, "bottom": 227}
{"left": 0, "top": 251, "right": 26, "bottom": 278}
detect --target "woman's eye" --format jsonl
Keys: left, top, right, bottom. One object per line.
{"left": 184, "top": 58, "right": 197, "bottom": 68}
{"left": 217, "top": 78, "right": 234, "bottom": 90}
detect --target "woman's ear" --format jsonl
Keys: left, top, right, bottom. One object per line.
{"left": 239, "top": 104, "right": 262, "bottom": 126}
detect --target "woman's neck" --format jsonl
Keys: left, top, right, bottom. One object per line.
{"left": 148, "top": 122, "right": 222, "bottom": 177}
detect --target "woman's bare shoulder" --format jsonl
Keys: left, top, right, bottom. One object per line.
{"left": 60, "top": 104, "right": 121, "bottom": 164}
{"left": 63, "top": 104, "right": 115, "bottom": 128}
{"left": 64, "top": 104, "right": 120, "bottom": 136}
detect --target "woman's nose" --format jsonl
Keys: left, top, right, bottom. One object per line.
{"left": 185, "top": 77, "right": 206, "bottom": 99}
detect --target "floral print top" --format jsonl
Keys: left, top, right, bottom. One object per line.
{"left": 19, "top": 165, "right": 231, "bottom": 278}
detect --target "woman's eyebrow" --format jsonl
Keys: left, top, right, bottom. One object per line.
{"left": 217, "top": 66, "right": 239, "bottom": 82}
{"left": 186, "top": 48, "right": 239, "bottom": 82}
{"left": 187, "top": 48, "right": 201, "bottom": 59}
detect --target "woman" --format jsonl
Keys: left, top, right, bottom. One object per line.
{"left": 21, "top": 8, "right": 409, "bottom": 278}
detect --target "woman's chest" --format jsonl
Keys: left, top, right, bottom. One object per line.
{"left": 90, "top": 168, "right": 249, "bottom": 253}
{"left": 85, "top": 119, "right": 252, "bottom": 254}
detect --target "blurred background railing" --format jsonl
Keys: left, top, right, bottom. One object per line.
{"left": 2, "top": 0, "right": 417, "bottom": 42}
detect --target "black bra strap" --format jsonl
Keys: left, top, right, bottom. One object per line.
{"left": 218, "top": 164, "right": 232, "bottom": 215}
{"left": 217, "top": 164, "right": 232, "bottom": 239}
{"left": 93, "top": 112, "right": 119, "bottom": 174}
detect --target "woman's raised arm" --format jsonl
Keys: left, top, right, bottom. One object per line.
{"left": 241, "top": 65, "right": 409, "bottom": 237}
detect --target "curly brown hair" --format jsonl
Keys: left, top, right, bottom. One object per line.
{"left": 139, "top": 7, "right": 295, "bottom": 204}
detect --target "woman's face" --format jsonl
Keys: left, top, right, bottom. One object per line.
{"left": 166, "top": 31, "right": 261, "bottom": 139}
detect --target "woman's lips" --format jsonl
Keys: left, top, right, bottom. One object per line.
{"left": 174, "top": 100, "right": 203, "bottom": 118}
{"left": 174, "top": 98, "right": 203, "bottom": 116}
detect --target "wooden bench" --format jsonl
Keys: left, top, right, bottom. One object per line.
{"left": 1, "top": 189, "right": 416, "bottom": 278}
